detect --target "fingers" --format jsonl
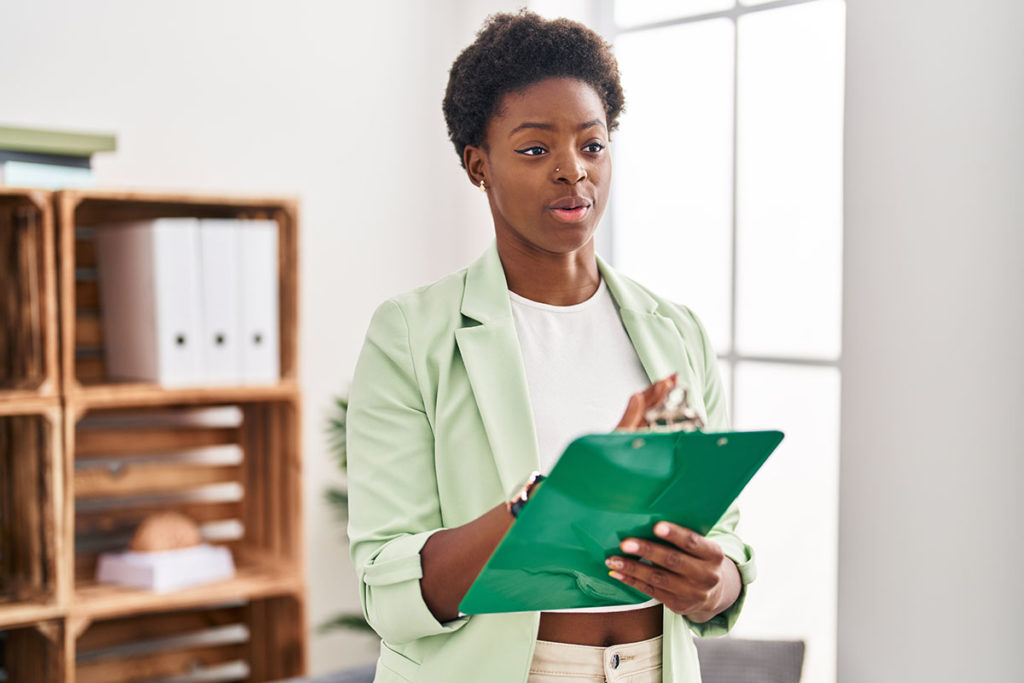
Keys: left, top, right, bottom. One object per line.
{"left": 618, "top": 535, "right": 717, "bottom": 577}
{"left": 649, "top": 522, "right": 724, "bottom": 562}
{"left": 605, "top": 552, "right": 719, "bottom": 615}
{"left": 615, "top": 374, "right": 678, "bottom": 430}
{"left": 604, "top": 524, "right": 727, "bottom": 616}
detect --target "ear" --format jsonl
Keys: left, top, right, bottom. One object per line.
{"left": 463, "top": 145, "right": 488, "bottom": 188}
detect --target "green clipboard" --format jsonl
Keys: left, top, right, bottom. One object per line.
{"left": 459, "top": 429, "right": 784, "bottom": 614}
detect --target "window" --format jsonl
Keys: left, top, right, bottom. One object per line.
{"left": 607, "top": 2, "right": 846, "bottom": 681}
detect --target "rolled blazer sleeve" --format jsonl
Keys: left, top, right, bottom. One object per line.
{"left": 346, "top": 300, "right": 469, "bottom": 644}
{"left": 678, "top": 306, "right": 756, "bottom": 638}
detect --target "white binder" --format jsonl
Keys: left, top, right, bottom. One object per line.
{"left": 198, "top": 219, "right": 242, "bottom": 384}
{"left": 238, "top": 219, "right": 280, "bottom": 384}
{"left": 95, "top": 219, "right": 204, "bottom": 386}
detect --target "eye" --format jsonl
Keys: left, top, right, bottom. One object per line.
{"left": 583, "top": 141, "right": 606, "bottom": 153}
{"left": 515, "top": 146, "right": 548, "bottom": 156}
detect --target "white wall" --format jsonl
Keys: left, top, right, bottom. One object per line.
{"left": 840, "top": 1, "right": 1024, "bottom": 681}
{"left": 0, "top": 0, "right": 517, "bottom": 673}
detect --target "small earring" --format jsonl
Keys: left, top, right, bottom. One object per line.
{"left": 478, "top": 179, "right": 487, "bottom": 193}
{"left": 555, "top": 168, "right": 560, "bottom": 173}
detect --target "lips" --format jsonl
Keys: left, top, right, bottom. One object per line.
{"left": 548, "top": 196, "right": 594, "bottom": 224}
{"left": 549, "top": 196, "right": 593, "bottom": 210}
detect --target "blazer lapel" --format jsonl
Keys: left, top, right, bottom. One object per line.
{"left": 598, "top": 255, "right": 695, "bottom": 385}
{"left": 454, "top": 248, "right": 695, "bottom": 497}
{"left": 455, "top": 246, "right": 540, "bottom": 497}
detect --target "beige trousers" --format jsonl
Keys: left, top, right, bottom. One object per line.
{"left": 527, "top": 635, "right": 663, "bottom": 682}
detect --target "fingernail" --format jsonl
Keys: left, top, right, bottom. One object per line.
{"left": 620, "top": 540, "right": 639, "bottom": 553}
{"left": 609, "top": 570, "right": 625, "bottom": 581}
{"left": 654, "top": 523, "right": 670, "bottom": 537}
{"left": 605, "top": 557, "right": 623, "bottom": 569}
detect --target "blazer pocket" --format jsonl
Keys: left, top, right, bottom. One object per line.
{"left": 378, "top": 642, "right": 420, "bottom": 682}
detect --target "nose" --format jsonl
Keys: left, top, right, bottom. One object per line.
{"left": 554, "top": 154, "right": 587, "bottom": 184}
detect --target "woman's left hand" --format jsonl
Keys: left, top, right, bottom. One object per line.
{"left": 605, "top": 521, "right": 740, "bottom": 623}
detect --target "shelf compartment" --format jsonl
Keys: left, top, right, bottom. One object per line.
{"left": 75, "top": 595, "right": 305, "bottom": 683}
{"left": 0, "top": 189, "right": 59, "bottom": 400}
{"left": 1, "top": 620, "right": 65, "bottom": 683}
{"left": 55, "top": 189, "right": 299, "bottom": 395}
{"left": 67, "top": 400, "right": 304, "bottom": 622}
{"left": 0, "top": 408, "right": 61, "bottom": 628}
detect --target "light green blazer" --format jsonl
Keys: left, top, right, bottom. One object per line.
{"left": 346, "top": 245, "right": 755, "bottom": 683}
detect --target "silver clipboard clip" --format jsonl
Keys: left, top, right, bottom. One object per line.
{"left": 643, "top": 386, "right": 705, "bottom": 433}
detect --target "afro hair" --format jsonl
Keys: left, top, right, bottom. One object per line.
{"left": 443, "top": 10, "right": 625, "bottom": 168}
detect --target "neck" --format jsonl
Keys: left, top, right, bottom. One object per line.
{"left": 496, "top": 233, "right": 601, "bottom": 306}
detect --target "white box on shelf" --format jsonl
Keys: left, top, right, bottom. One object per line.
{"left": 96, "top": 543, "right": 236, "bottom": 593}
{"left": 0, "top": 160, "right": 95, "bottom": 188}
{"left": 95, "top": 219, "right": 205, "bottom": 386}
{"left": 239, "top": 219, "right": 279, "bottom": 384}
{"left": 198, "top": 219, "right": 242, "bottom": 384}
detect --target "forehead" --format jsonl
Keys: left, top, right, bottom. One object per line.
{"left": 490, "top": 77, "right": 607, "bottom": 132}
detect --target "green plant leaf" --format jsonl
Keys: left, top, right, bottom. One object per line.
{"left": 326, "top": 396, "right": 349, "bottom": 471}
{"left": 325, "top": 486, "right": 349, "bottom": 521}
{"left": 318, "top": 613, "right": 377, "bottom": 635}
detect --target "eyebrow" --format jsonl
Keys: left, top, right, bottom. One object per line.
{"left": 508, "top": 119, "right": 607, "bottom": 137}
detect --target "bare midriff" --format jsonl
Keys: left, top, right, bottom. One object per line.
{"left": 537, "top": 605, "right": 663, "bottom": 646}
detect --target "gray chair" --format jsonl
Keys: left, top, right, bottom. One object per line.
{"left": 695, "top": 637, "right": 805, "bottom": 683}
{"left": 276, "top": 663, "right": 376, "bottom": 683}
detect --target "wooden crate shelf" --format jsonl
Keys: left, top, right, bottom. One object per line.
{"left": 0, "top": 620, "right": 67, "bottom": 683}
{"left": 66, "top": 400, "right": 304, "bottom": 616}
{"left": 55, "top": 189, "right": 300, "bottom": 394}
{"left": 0, "top": 406, "right": 62, "bottom": 629}
{"left": 0, "top": 188, "right": 306, "bottom": 680}
{"left": 0, "top": 188, "right": 59, "bottom": 400}
{"left": 74, "top": 595, "right": 305, "bottom": 683}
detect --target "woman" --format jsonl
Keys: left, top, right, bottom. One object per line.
{"left": 346, "top": 11, "right": 754, "bottom": 682}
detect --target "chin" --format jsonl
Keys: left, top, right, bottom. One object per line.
{"left": 542, "top": 227, "right": 597, "bottom": 254}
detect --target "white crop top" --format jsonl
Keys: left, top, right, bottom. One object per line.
{"left": 508, "top": 279, "right": 659, "bottom": 614}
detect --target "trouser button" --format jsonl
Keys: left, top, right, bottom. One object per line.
{"left": 611, "top": 653, "right": 620, "bottom": 669}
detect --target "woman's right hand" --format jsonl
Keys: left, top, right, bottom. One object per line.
{"left": 615, "top": 373, "right": 678, "bottom": 431}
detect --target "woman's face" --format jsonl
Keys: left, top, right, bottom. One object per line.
{"left": 467, "top": 77, "right": 611, "bottom": 256}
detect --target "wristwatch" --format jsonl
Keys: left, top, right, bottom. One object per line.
{"left": 507, "top": 471, "right": 545, "bottom": 518}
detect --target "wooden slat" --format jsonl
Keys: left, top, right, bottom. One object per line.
{"left": 77, "top": 642, "right": 246, "bottom": 683}
{"left": 241, "top": 404, "right": 265, "bottom": 552}
{"left": 75, "top": 425, "right": 240, "bottom": 458}
{"left": 283, "top": 399, "right": 303, "bottom": 562}
{"left": 74, "top": 462, "right": 242, "bottom": 499}
{"left": 66, "top": 381, "right": 299, "bottom": 410}
{"left": 13, "top": 416, "right": 44, "bottom": 595}
{"left": 77, "top": 605, "right": 244, "bottom": 652}
{"left": 75, "top": 237, "right": 96, "bottom": 268}
{"left": 58, "top": 191, "right": 80, "bottom": 398}
{"left": 75, "top": 280, "right": 100, "bottom": 309}
{"left": 0, "top": 414, "right": 11, "bottom": 595}
{"left": 0, "top": 600, "right": 64, "bottom": 629}
{"left": 76, "top": 500, "right": 242, "bottom": 535}
{"left": 75, "top": 551, "right": 100, "bottom": 582}
{"left": 247, "top": 595, "right": 306, "bottom": 680}
{"left": 75, "top": 313, "right": 103, "bottom": 349}
{"left": 0, "top": 415, "right": 48, "bottom": 601}
{"left": 0, "top": 204, "right": 45, "bottom": 391}
{"left": 75, "top": 355, "right": 105, "bottom": 382}
{"left": 0, "top": 207, "right": 15, "bottom": 389}
{"left": 71, "top": 561, "right": 299, "bottom": 622}
{"left": 6, "top": 622, "right": 63, "bottom": 683}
